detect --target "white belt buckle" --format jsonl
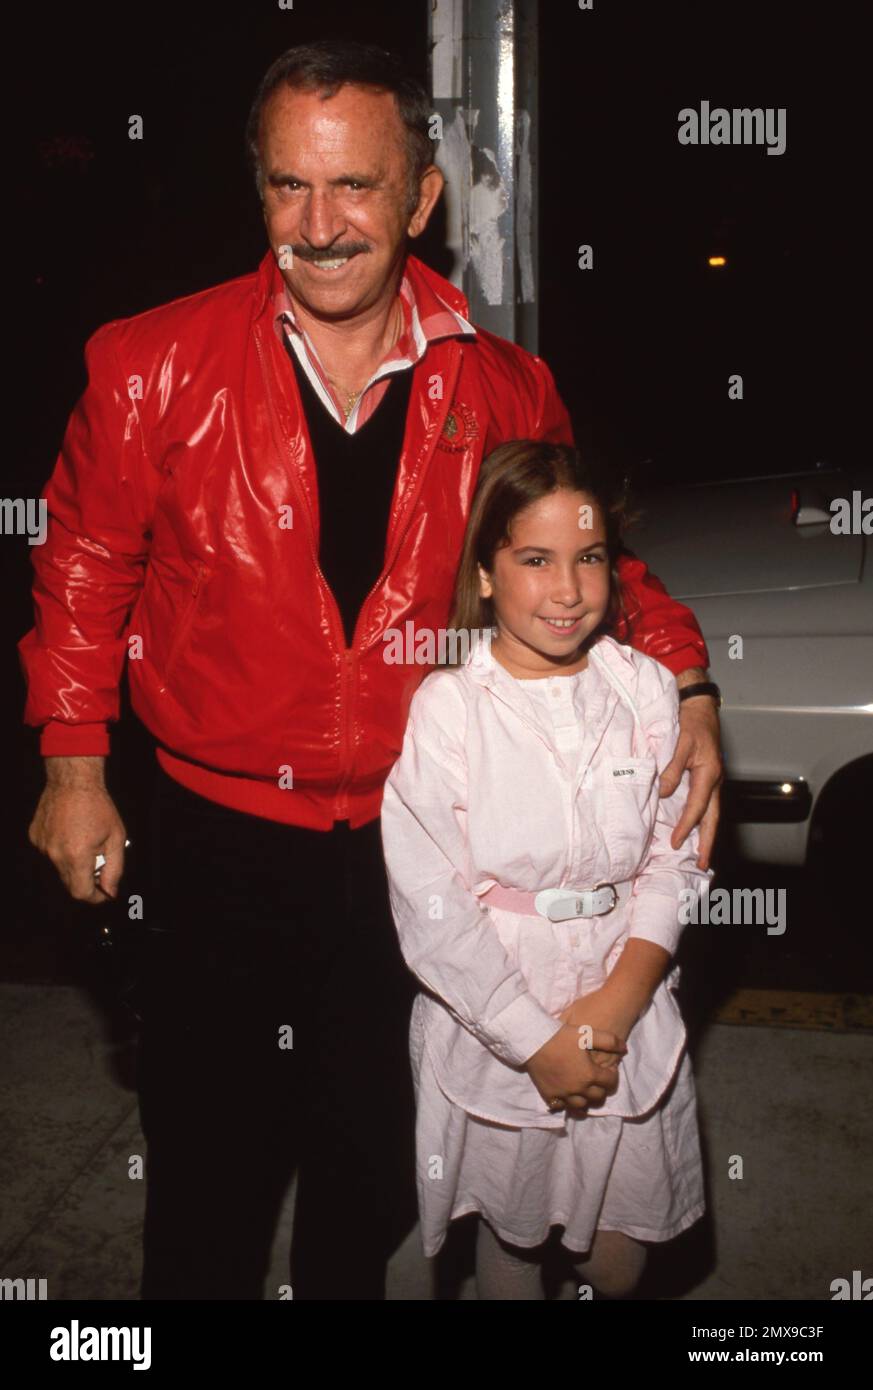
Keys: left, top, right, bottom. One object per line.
{"left": 534, "top": 883, "right": 618, "bottom": 922}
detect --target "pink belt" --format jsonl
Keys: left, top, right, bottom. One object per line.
{"left": 480, "top": 880, "right": 633, "bottom": 922}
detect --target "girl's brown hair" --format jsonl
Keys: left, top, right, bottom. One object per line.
{"left": 446, "top": 440, "right": 635, "bottom": 663}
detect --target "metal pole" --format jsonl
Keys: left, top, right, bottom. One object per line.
{"left": 429, "top": 0, "right": 539, "bottom": 351}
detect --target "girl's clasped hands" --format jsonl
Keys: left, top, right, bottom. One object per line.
{"left": 525, "top": 984, "right": 640, "bottom": 1115}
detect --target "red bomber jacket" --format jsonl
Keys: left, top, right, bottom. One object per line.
{"left": 18, "top": 248, "right": 709, "bottom": 829}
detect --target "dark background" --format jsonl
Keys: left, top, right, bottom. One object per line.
{"left": 539, "top": 3, "right": 862, "bottom": 484}
{"left": 5, "top": 1, "right": 865, "bottom": 999}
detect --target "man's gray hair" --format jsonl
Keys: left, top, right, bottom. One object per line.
{"left": 245, "top": 39, "right": 435, "bottom": 220}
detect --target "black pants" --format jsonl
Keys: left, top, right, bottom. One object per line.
{"left": 135, "top": 762, "right": 419, "bottom": 1300}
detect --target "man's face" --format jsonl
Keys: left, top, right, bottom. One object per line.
{"left": 258, "top": 82, "right": 442, "bottom": 320}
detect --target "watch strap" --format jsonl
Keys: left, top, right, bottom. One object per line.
{"left": 678, "top": 681, "right": 722, "bottom": 706}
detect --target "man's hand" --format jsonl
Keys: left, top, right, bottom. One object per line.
{"left": 28, "top": 756, "right": 128, "bottom": 905}
{"left": 659, "top": 669, "right": 723, "bottom": 871}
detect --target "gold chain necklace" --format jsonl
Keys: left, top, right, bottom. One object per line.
{"left": 327, "top": 299, "right": 403, "bottom": 419}
{"left": 339, "top": 386, "right": 362, "bottom": 419}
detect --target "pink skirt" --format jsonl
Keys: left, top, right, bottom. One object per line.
{"left": 412, "top": 1037, "right": 706, "bottom": 1258}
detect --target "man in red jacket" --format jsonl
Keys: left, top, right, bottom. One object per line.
{"left": 19, "top": 41, "right": 722, "bottom": 1300}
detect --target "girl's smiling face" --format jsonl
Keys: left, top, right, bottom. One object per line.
{"left": 477, "top": 488, "right": 612, "bottom": 678}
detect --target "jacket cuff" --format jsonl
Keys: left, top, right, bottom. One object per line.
{"left": 39, "top": 721, "right": 110, "bottom": 758}
{"left": 656, "top": 641, "right": 711, "bottom": 678}
{"left": 486, "top": 993, "right": 564, "bottom": 1067}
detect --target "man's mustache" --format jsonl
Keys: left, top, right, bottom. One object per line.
{"left": 290, "top": 244, "right": 371, "bottom": 263}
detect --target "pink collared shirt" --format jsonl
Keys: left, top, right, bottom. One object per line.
{"left": 274, "top": 266, "right": 476, "bottom": 433}
{"left": 380, "top": 634, "right": 713, "bottom": 1130}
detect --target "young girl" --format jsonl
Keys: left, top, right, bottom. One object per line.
{"left": 380, "top": 441, "right": 711, "bottom": 1300}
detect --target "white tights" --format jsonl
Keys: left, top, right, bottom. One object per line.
{"left": 475, "top": 1217, "right": 647, "bottom": 1300}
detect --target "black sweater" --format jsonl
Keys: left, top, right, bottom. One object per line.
{"left": 286, "top": 342, "right": 415, "bottom": 648}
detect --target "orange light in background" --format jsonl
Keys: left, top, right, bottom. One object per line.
{"left": 708, "top": 255, "right": 727, "bottom": 267}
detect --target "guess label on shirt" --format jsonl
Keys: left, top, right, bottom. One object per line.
{"left": 608, "top": 758, "right": 656, "bottom": 789}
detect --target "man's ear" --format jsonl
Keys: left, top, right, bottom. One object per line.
{"left": 407, "top": 165, "right": 445, "bottom": 240}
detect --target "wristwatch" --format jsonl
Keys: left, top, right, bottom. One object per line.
{"left": 678, "top": 681, "right": 722, "bottom": 707}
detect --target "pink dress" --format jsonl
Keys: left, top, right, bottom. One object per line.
{"left": 380, "top": 633, "right": 710, "bottom": 1256}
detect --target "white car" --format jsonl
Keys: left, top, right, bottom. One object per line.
{"left": 629, "top": 466, "right": 872, "bottom": 871}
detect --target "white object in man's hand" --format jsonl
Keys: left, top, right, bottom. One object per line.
{"left": 95, "top": 839, "right": 131, "bottom": 873}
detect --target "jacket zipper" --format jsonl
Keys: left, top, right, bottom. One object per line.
{"left": 342, "top": 346, "right": 464, "bottom": 655}
{"left": 335, "top": 649, "right": 355, "bottom": 819}
{"left": 333, "top": 348, "right": 463, "bottom": 816}
{"left": 376, "top": 347, "right": 464, "bottom": 604}
{"left": 253, "top": 324, "right": 360, "bottom": 820}
{"left": 164, "top": 562, "right": 206, "bottom": 682}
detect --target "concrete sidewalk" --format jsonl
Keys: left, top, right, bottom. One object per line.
{"left": 1, "top": 983, "right": 870, "bottom": 1301}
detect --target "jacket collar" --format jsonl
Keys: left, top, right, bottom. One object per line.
{"left": 250, "top": 247, "right": 470, "bottom": 614}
